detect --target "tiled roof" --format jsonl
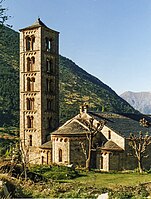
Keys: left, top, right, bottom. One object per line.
{"left": 51, "top": 119, "right": 88, "bottom": 136}
{"left": 89, "top": 112, "right": 151, "bottom": 137}
{"left": 19, "top": 18, "right": 59, "bottom": 33}
{"left": 101, "top": 140, "right": 123, "bottom": 151}
{"left": 40, "top": 140, "right": 52, "bottom": 149}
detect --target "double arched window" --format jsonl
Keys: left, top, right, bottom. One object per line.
{"left": 26, "top": 98, "right": 34, "bottom": 110}
{"left": 27, "top": 77, "right": 35, "bottom": 91}
{"left": 27, "top": 116, "right": 34, "bottom": 128}
{"left": 26, "top": 35, "right": 35, "bottom": 51}
{"left": 27, "top": 57, "right": 35, "bottom": 72}
{"left": 47, "top": 99, "right": 53, "bottom": 111}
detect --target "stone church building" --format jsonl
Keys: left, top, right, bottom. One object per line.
{"left": 20, "top": 19, "right": 151, "bottom": 171}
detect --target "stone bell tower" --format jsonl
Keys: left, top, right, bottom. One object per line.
{"left": 19, "top": 18, "right": 59, "bottom": 163}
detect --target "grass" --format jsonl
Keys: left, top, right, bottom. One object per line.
{"left": 1, "top": 166, "right": 151, "bottom": 198}
{"left": 73, "top": 171, "right": 151, "bottom": 188}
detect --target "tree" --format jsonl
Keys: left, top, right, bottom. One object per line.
{"left": 129, "top": 131, "right": 151, "bottom": 173}
{"left": 0, "top": 0, "right": 9, "bottom": 26}
{"left": 78, "top": 115, "right": 105, "bottom": 170}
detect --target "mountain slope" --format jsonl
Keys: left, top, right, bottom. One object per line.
{"left": 0, "top": 26, "right": 137, "bottom": 126}
{"left": 121, "top": 91, "right": 151, "bottom": 114}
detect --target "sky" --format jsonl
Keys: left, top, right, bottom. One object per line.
{"left": 2, "top": 0, "right": 151, "bottom": 95}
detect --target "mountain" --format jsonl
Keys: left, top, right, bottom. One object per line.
{"left": 120, "top": 91, "right": 151, "bottom": 114}
{"left": 0, "top": 25, "right": 137, "bottom": 127}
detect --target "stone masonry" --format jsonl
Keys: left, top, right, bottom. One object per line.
{"left": 19, "top": 19, "right": 59, "bottom": 164}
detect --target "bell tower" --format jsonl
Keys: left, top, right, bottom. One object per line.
{"left": 19, "top": 19, "right": 59, "bottom": 163}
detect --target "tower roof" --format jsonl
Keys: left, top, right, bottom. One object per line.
{"left": 19, "top": 18, "right": 59, "bottom": 33}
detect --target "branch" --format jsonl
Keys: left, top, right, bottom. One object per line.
{"left": 79, "top": 141, "right": 87, "bottom": 159}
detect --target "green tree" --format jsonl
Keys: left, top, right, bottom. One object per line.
{"left": 0, "top": 0, "right": 9, "bottom": 25}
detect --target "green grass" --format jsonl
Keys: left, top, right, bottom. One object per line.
{"left": 1, "top": 168, "right": 151, "bottom": 198}
{"left": 73, "top": 171, "right": 151, "bottom": 188}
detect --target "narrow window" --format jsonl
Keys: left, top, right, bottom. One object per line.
{"left": 31, "top": 116, "right": 34, "bottom": 128}
{"left": 47, "top": 151, "right": 49, "bottom": 164}
{"left": 45, "top": 37, "right": 52, "bottom": 51}
{"left": 46, "top": 59, "right": 52, "bottom": 73}
{"left": 31, "top": 36, "right": 35, "bottom": 50}
{"left": 48, "top": 39, "right": 51, "bottom": 50}
{"left": 108, "top": 130, "right": 111, "bottom": 140}
{"left": 27, "top": 57, "right": 31, "bottom": 71}
{"left": 101, "top": 155, "right": 103, "bottom": 169}
{"left": 26, "top": 98, "right": 30, "bottom": 110}
{"left": 59, "top": 149, "right": 62, "bottom": 162}
{"left": 27, "top": 116, "right": 33, "bottom": 128}
{"left": 42, "top": 156, "right": 44, "bottom": 164}
{"left": 31, "top": 98, "right": 34, "bottom": 110}
{"left": 27, "top": 116, "right": 31, "bottom": 128}
{"left": 29, "top": 135, "right": 32, "bottom": 146}
{"left": 50, "top": 79, "right": 53, "bottom": 92}
{"left": 27, "top": 77, "right": 31, "bottom": 91}
{"left": 31, "top": 57, "right": 35, "bottom": 71}
{"left": 47, "top": 99, "right": 53, "bottom": 111}
{"left": 46, "top": 79, "right": 49, "bottom": 92}
{"left": 31, "top": 77, "right": 35, "bottom": 91}
{"left": 47, "top": 117, "right": 52, "bottom": 129}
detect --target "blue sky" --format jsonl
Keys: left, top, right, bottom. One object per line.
{"left": 3, "top": 0, "right": 151, "bottom": 95}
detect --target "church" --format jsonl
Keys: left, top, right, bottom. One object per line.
{"left": 19, "top": 19, "right": 151, "bottom": 171}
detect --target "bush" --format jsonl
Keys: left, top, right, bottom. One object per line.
{"left": 29, "top": 164, "right": 79, "bottom": 180}
{"left": 109, "top": 184, "right": 149, "bottom": 199}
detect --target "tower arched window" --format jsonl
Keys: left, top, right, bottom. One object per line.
{"left": 46, "top": 79, "right": 49, "bottom": 92}
{"left": 46, "top": 59, "right": 53, "bottom": 73}
{"left": 27, "top": 116, "right": 31, "bottom": 128}
{"left": 26, "top": 98, "right": 34, "bottom": 110}
{"left": 27, "top": 77, "right": 31, "bottom": 91}
{"left": 31, "top": 77, "right": 35, "bottom": 91}
{"left": 31, "top": 98, "right": 34, "bottom": 110}
{"left": 26, "top": 98, "right": 30, "bottom": 110}
{"left": 46, "top": 79, "right": 53, "bottom": 93}
{"left": 31, "top": 57, "right": 35, "bottom": 71}
{"left": 47, "top": 99, "right": 53, "bottom": 111}
{"left": 31, "top": 116, "right": 34, "bottom": 128}
{"left": 27, "top": 57, "right": 31, "bottom": 71}
{"left": 59, "top": 149, "right": 62, "bottom": 162}
{"left": 45, "top": 37, "right": 52, "bottom": 51}
{"left": 47, "top": 117, "right": 52, "bottom": 129}
{"left": 27, "top": 116, "right": 34, "bottom": 128}
{"left": 26, "top": 36, "right": 31, "bottom": 51}
{"left": 31, "top": 36, "right": 35, "bottom": 50}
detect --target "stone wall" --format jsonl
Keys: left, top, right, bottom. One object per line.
{"left": 52, "top": 135, "right": 88, "bottom": 167}
{"left": 20, "top": 21, "right": 59, "bottom": 165}
{"left": 101, "top": 126, "right": 125, "bottom": 149}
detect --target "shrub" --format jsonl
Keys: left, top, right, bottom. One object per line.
{"left": 109, "top": 184, "right": 149, "bottom": 199}
{"left": 29, "top": 164, "right": 79, "bottom": 180}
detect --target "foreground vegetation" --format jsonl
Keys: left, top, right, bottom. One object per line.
{"left": 0, "top": 163, "right": 151, "bottom": 198}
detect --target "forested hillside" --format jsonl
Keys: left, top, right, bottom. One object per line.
{"left": 0, "top": 26, "right": 137, "bottom": 126}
